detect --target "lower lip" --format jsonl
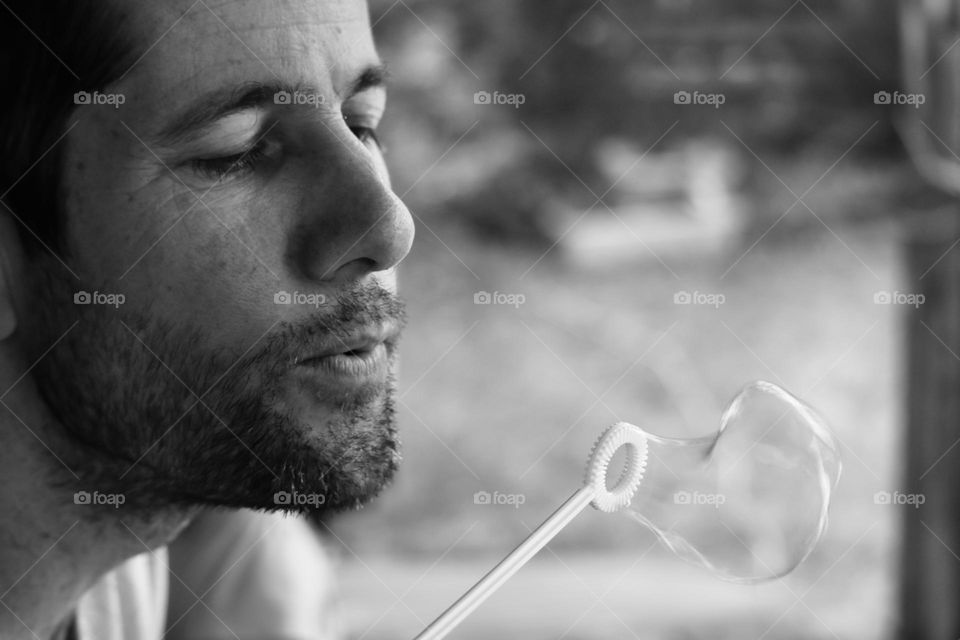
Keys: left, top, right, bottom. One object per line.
{"left": 297, "top": 343, "right": 390, "bottom": 384}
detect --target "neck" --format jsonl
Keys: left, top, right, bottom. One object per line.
{"left": 0, "top": 386, "right": 194, "bottom": 640}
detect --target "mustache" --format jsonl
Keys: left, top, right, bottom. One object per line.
{"left": 248, "top": 281, "right": 408, "bottom": 368}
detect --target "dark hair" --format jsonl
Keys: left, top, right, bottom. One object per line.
{"left": 0, "top": 1, "right": 137, "bottom": 258}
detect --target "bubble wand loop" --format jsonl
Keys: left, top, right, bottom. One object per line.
{"left": 413, "top": 424, "right": 648, "bottom": 640}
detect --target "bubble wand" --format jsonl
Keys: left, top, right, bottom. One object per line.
{"left": 413, "top": 381, "right": 841, "bottom": 640}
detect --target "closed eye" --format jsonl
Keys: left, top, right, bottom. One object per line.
{"left": 351, "top": 125, "right": 381, "bottom": 148}
{"left": 344, "top": 115, "right": 385, "bottom": 155}
{"left": 191, "top": 140, "right": 271, "bottom": 182}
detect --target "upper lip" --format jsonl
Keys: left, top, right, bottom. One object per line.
{"left": 297, "top": 323, "right": 398, "bottom": 362}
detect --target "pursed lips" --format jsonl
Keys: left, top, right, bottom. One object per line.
{"left": 293, "top": 323, "right": 398, "bottom": 384}
{"left": 296, "top": 322, "right": 399, "bottom": 362}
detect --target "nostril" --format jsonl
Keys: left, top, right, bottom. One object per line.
{"left": 318, "top": 257, "right": 379, "bottom": 283}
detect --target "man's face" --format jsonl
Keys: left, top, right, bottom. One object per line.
{"left": 22, "top": 0, "right": 415, "bottom": 512}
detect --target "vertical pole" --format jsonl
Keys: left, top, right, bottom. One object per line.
{"left": 900, "top": 211, "right": 960, "bottom": 638}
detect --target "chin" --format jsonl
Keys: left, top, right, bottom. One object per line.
{"left": 253, "top": 376, "right": 402, "bottom": 515}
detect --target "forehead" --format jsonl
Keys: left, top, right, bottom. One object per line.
{"left": 118, "top": 0, "right": 378, "bottom": 103}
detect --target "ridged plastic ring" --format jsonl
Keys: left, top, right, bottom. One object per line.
{"left": 585, "top": 422, "right": 649, "bottom": 513}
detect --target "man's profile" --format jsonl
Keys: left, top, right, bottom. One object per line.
{"left": 0, "top": 0, "right": 415, "bottom": 637}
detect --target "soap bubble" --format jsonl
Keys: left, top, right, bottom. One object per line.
{"left": 618, "top": 381, "right": 841, "bottom": 583}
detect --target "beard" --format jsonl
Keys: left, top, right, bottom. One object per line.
{"left": 23, "top": 261, "right": 406, "bottom": 516}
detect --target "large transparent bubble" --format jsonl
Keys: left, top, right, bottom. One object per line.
{"left": 618, "top": 380, "right": 842, "bottom": 583}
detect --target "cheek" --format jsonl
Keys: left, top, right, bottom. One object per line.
{"left": 63, "top": 127, "right": 168, "bottom": 280}
{"left": 64, "top": 176, "right": 286, "bottom": 353}
{"left": 131, "top": 197, "right": 288, "bottom": 346}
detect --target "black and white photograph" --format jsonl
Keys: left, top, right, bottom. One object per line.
{"left": 0, "top": 0, "right": 952, "bottom": 638}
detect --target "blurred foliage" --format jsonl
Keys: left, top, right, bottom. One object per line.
{"left": 372, "top": 0, "right": 902, "bottom": 248}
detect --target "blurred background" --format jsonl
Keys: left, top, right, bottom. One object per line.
{"left": 322, "top": 0, "right": 951, "bottom": 637}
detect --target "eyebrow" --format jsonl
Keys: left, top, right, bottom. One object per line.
{"left": 156, "top": 63, "right": 388, "bottom": 146}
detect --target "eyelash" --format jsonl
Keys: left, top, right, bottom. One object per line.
{"left": 192, "top": 143, "right": 269, "bottom": 181}
{"left": 348, "top": 123, "right": 384, "bottom": 153}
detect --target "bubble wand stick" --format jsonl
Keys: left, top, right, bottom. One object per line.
{"left": 414, "top": 423, "right": 647, "bottom": 640}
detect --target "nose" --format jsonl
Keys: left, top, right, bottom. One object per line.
{"left": 290, "top": 145, "right": 415, "bottom": 284}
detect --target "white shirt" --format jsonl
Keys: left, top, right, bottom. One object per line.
{"left": 75, "top": 509, "right": 342, "bottom": 640}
